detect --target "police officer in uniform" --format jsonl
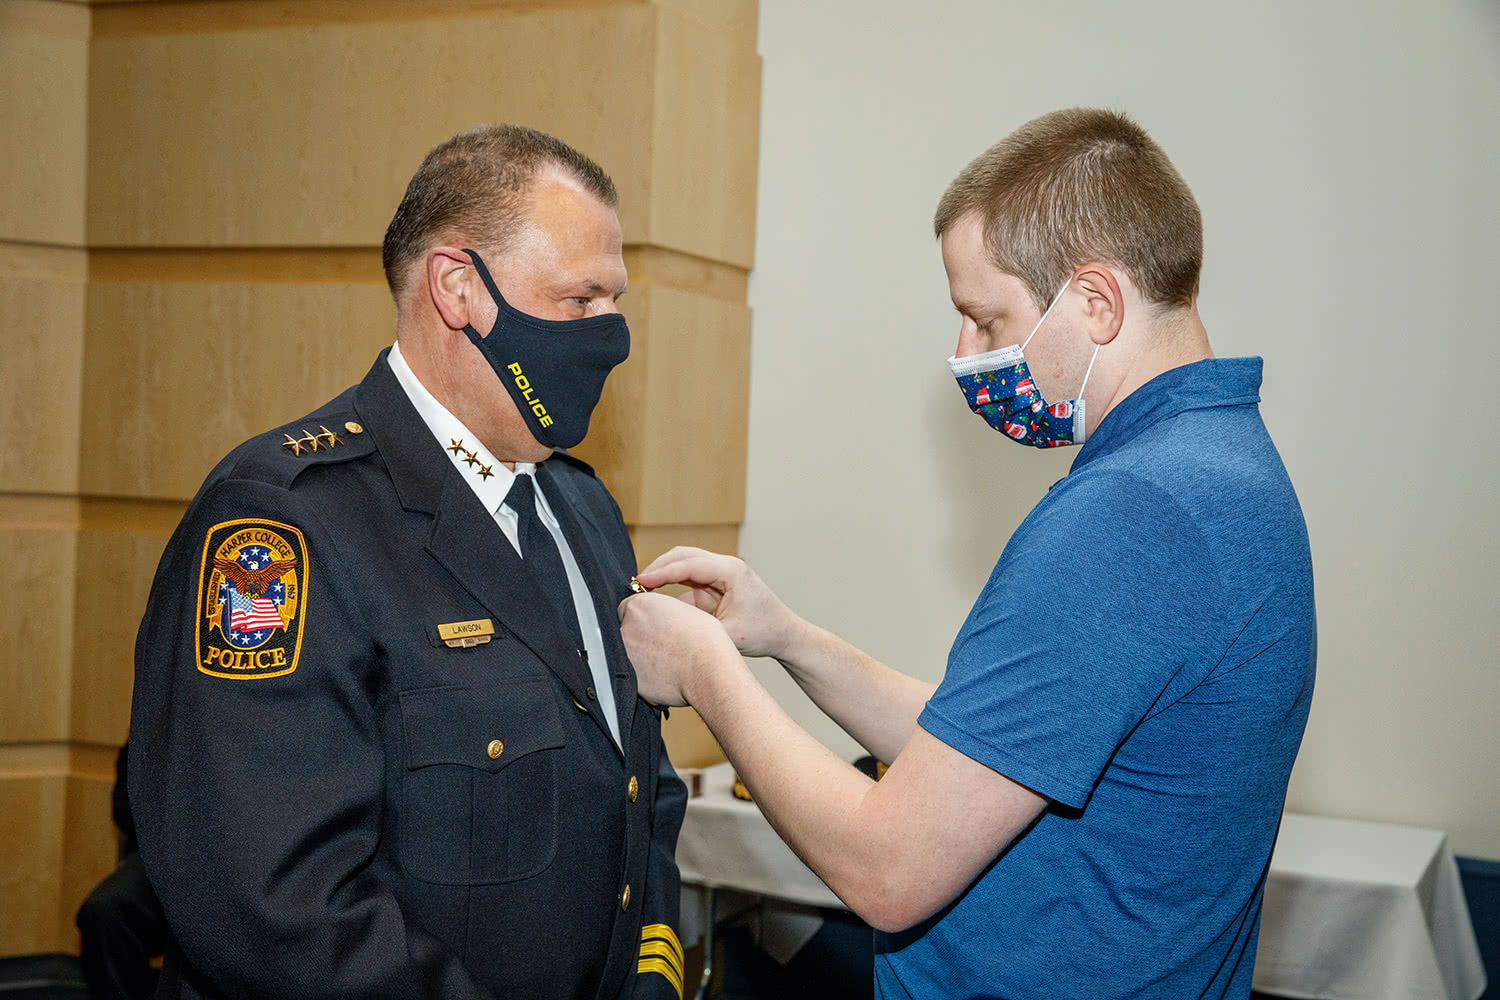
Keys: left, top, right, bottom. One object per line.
{"left": 128, "top": 124, "right": 688, "bottom": 999}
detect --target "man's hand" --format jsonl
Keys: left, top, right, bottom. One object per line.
{"left": 635, "top": 547, "right": 801, "bottom": 659}
{"left": 618, "top": 592, "right": 743, "bottom": 707}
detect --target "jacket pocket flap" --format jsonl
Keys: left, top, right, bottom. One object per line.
{"left": 400, "top": 678, "right": 565, "bottom": 773}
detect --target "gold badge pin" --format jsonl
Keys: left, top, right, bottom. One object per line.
{"left": 437, "top": 618, "right": 495, "bottom": 648}
{"left": 629, "top": 576, "right": 648, "bottom": 594}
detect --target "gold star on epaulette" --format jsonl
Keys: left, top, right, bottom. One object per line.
{"left": 447, "top": 438, "right": 465, "bottom": 456}
{"left": 282, "top": 433, "right": 306, "bottom": 456}
{"left": 317, "top": 425, "right": 342, "bottom": 449}
{"left": 298, "top": 430, "right": 321, "bottom": 452}
{"left": 477, "top": 463, "right": 494, "bottom": 480}
{"left": 462, "top": 448, "right": 480, "bottom": 468}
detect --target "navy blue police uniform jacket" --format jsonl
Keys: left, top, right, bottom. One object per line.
{"left": 128, "top": 352, "right": 689, "bottom": 999}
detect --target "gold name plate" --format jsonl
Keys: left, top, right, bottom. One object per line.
{"left": 437, "top": 618, "right": 495, "bottom": 648}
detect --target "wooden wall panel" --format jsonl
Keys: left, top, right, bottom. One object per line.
{"left": 86, "top": 5, "right": 760, "bottom": 266}
{"left": 0, "top": 526, "right": 78, "bottom": 744}
{"left": 0, "top": 773, "right": 67, "bottom": 955}
{"left": 640, "top": 289, "right": 751, "bottom": 524}
{"left": 79, "top": 281, "right": 395, "bottom": 499}
{"left": 0, "top": 1, "right": 88, "bottom": 246}
{"left": 652, "top": 0, "right": 757, "bottom": 41}
{"left": 89, "top": 0, "right": 658, "bottom": 34}
{"left": 87, "top": 7, "right": 658, "bottom": 249}
{"left": 0, "top": 247, "right": 87, "bottom": 494}
{"left": 576, "top": 288, "right": 751, "bottom": 526}
{"left": 587, "top": 252, "right": 749, "bottom": 537}
{"left": 650, "top": 10, "right": 762, "bottom": 268}
{"left": 629, "top": 523, "right": 741, "bottom": 569}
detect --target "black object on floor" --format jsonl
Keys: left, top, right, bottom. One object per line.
{"left": 716, "top": 909, "right": 874, "bottom": 1000}
{"left": 0, "top": 953, "right": 88, "bottom": 999}
{"left": 1458, "top": 856, "right": 1499, "bottom": 1000}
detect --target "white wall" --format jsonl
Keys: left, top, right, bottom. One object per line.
{"left": 741, "top": 0, "right": 1500, "bottom": 857}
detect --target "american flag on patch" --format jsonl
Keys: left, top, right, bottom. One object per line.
{"left": 229, "top": 590, "right": 284, "bottom": 632}
{"left": 214, "top": 544, "right": 292, "bottom": 642}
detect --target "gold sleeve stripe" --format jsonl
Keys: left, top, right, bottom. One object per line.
{"left": 639, "top": 939, "right": 683, "bottom": 976}
{"left": 640, "top": 922, "right": 684, "bottom": 967}
{"left": 637, "top": 956, "right": 684, "bottom": 999}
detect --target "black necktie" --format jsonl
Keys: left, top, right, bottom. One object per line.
{"left": 505, "top": 473, "right": 584, "bottom": 647}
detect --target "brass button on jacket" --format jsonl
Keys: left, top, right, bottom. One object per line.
{"left": 620, "top": 884, "right": 631, "bottom": 910}
{"left": 627, "top": 775, "right": 639, "bottom": 802}
{"left": 486, "top": 739, "right": 504, "bottom": 759}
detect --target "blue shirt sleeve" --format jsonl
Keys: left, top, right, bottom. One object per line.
{"left": 919, "top": 470, "right": 1226, "bottom": 810}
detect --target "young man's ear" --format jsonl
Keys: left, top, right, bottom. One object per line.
{"left": 1073, "top": 265, "right": 1125, "bottom": 345}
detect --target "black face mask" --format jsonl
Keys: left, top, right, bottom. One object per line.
{"left": 460, "top": 248, "right": 630, "bottom": 450}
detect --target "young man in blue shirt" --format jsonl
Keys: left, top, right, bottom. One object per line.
{"left": 618, "top": 108, "right": 1316, "bottom": 999}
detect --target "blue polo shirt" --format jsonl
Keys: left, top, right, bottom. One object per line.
{"left": 878, "top": 358, "right": 1316, "bottom": 999}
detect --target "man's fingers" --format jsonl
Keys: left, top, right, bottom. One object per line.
{"left": 637, "top": 552, "right": 735, "bottom": 590}
{"left": 638, "top": 546, "right": 711, "bottom": 577}
{"left": 677, "top": 588, "right": 722, "bottom": 613}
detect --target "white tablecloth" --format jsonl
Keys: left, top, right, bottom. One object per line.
{"left": 676, "top": 763, "right": 841, "bottom": 909}
{"left": 676, "top": 763, "right": 1487, "bottom": 1000}
{"left": 1256, "top": 814, "right": 1486, "bottom": 1000}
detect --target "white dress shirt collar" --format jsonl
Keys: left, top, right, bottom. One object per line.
{"left": 386, "top": 340, "right": 536, "bottom": 515}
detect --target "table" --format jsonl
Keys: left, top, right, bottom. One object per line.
{"left": 676, "top": 763, "right": 1487, "bottom": 1000}
{"left": 1256, "top": 814, "right": 1487, "bottom": 1000}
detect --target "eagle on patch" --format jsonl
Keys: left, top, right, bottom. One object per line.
{"left": 213, "top": 556, "right": 299, "bottom": 598}
{"left": 197, "top": 519, "right": 309, "bottom": 680}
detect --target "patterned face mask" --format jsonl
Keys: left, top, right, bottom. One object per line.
{"left": 948, "top": 280, "right": 1100, "bottom": 448}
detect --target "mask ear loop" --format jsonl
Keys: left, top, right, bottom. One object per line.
{"left": 461, "top": 248, "right": 506, "bottom": 305}
{"left": 1077, "top": 341, "right": 1102, "bottom": 400}
{"left": 1020, "top": 278, "right": 1073, "bottom": 352}
{"left": 1025, "top": 275, "right": 1103, "bottom": 445}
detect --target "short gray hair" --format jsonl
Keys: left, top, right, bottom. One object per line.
{"left": 381, "top": 123, "right": 617, "bottom": 298}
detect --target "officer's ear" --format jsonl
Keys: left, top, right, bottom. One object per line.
{"left": 426, "top": 247, "right": 478, "bottom": 332}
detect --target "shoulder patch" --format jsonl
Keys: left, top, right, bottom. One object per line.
{"left": 196, "top": 518, "right": 309, "bottom": 679}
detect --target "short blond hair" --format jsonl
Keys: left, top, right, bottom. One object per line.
{"left": 934, "top": 108, "right": 1202, "bottom": 311}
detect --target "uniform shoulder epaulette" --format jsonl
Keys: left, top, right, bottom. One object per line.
{"left": 272, "top": 416, "right": 374, "bottom": 463}
{"left": 224, "top": 397, "right": 376, "bottom": 490}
